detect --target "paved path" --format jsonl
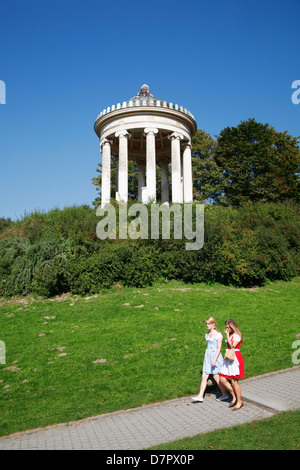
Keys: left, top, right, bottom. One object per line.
{"left": 0, "top": 366, "right": 299, "bottom": 450}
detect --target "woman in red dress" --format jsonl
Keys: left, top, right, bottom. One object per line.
{"left": 220, "top": 319, "right": 244, "bottom": 410}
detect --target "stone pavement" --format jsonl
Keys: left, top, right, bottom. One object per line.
{"left": 0, "top": 366, "right": 299, "bottom": 450}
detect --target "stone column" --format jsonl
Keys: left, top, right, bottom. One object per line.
{"left": 180, "top": 154, "right": 183, "bottom": 202}
{"left": 115, "top": 130, "right": 130, "bottom": 203}
{"left": 137, "top": 159, "right": 146, "bottom": 202}
{"left": 161, "top": 159, "right": 169, "bottom": 204}
{"left": 115, "top": 157, "right": 119, "bottom": 197}
{"left": 183, "top": 142, "right": 193, "bottom": 203}
{"left": 170, "top": 132, "right": 184, "bottom": 203}
{"left": 100, "top": 138, "right": 112, "bottom": 208}
{"left": 144, "top": 127, "right": 158, "bottom": 203}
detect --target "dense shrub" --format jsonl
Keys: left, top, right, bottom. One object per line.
{"left": 0, "top": 202, "right": 299, "bottom": 297}
{"left": 0, "top": 237, "right": 72, "bottom": 297}
{"left": 66, "top": 247, "right": 119, "bottom": 294}
{"left": 31, "top": 239, "right": 73, "bottom": 297}
{"left": 117, "top": 242, "right": 158, "bottom": 287}
{"left": 0, "top": 238, "right": 33, "bottom": 296}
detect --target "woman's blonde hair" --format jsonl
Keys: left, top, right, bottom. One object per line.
{"left": 205, "top": 317, "right": 220, "bottom": 332}
{"left": 225, "top": 319, "right": 243, "bottom": 341}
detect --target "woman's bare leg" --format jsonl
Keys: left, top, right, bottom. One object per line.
{"left": 231, "top": 379, "right": 243, "bottom": 408}
{"left": 214, "top": 374, "right": 228, "bottom": 398}
{"left": 193, "top": 373, "right": 209, "bottom": 399}
{"left": 220, "top": 376, "right": 236, "bottom": 404}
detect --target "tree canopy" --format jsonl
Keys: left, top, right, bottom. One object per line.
{"left": 191, "top": 129, "right": 224, "bottom": 204}
{"left": 214, "top": 118, "right": 300, "bottom": 205}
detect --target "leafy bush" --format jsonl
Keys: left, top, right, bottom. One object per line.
{"left": 0, "top": 202, "right": 299, "bottom": 297}
{"left": 117, "top": 242, "right": 158, "bottom": 287}
{"left": 31, "top": 239, "right": 72, "bottom": 297}
{"left": 66, "top": 247, "right": 119, "bottom": 294}
{"left": 0, "top": 238, "right": 33, "bottom": 296}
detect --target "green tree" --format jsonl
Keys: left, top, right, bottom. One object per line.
{"left": 0, "top": 217, "right": 13, "bottom": 234}
{"left": 191, "top": 129, "right": 225, "bottom": 204}
{"left": 214, "top": 118, "right": 300, "bottom": 206}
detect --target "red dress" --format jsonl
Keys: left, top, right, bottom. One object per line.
{"left": 220, "top": 335, "right": 244, "bottom": 379}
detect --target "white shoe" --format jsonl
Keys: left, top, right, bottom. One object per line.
{"left": 216, "top": 394, "right": 229, "bottom": 401}
{"left": 191, "top": 396, "right": 203, "bottom": 402}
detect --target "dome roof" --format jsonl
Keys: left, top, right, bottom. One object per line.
{"left": 94, "top": 84, "right": 197, "bottom": 135}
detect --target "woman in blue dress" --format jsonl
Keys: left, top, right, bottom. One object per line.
{"left": 192, "top": 317, "right": 228, "bottom": 403}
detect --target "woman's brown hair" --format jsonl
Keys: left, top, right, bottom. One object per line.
{"left": 225, "top": 319, "right": 243, "bottom": 341}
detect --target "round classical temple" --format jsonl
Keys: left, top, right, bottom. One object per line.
{"left": 94, "top": 84, "right": 197, "bottom": 207}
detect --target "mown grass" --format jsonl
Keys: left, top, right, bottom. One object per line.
{"left": 148, "top": 410, "right": 300, "bottom": 450}
{"left": 0, "top": 278, "right": 299, "bottom": 437}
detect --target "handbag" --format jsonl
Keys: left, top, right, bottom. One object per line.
{"left": 224, "top": 348, "right": 235, "bottom": 362}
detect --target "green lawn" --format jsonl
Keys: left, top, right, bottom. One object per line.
{"left": 0, "top": 278, "right": 299, "bottom": 437}
{"left": 148, "top": 410, "right": 300, "bottom": 450}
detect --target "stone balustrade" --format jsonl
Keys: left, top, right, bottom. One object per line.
{"left": 96, "top": 99, "right": 195, "bottom": 122}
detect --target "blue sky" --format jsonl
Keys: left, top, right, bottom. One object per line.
{"left": 0, "top": 0, "right": 299, "bottom": 219}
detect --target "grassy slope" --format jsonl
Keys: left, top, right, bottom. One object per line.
{"left": 0, "top": 278, "right": 299, "bottom": 436}
{"left": 149, "top": 410, "right": 300, "bottom": 450}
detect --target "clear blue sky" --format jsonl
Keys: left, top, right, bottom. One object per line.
{"left": 0, "top": 0, "right": 299, "bottom": 219}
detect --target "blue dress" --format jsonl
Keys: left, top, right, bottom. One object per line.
{"left": 202, "top": 331, "right": 224, "bottom": 374}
